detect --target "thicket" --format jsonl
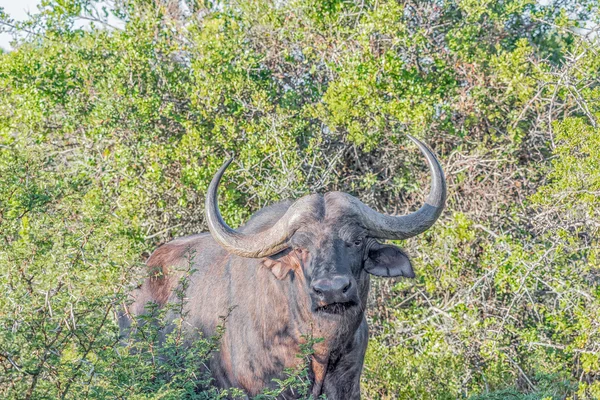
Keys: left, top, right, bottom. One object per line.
{"left": 0, "top": 0, "right": 598, "bottom": 399}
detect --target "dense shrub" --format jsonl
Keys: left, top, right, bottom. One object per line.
{"left": 0, "top": 0, "right": 598, "bottom": 398}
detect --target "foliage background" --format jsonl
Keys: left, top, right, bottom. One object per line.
{"left": 0, "top": 0, "right": 599, "bottom": 398}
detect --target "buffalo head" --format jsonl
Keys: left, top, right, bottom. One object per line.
{"left": 205, "top": 135, "right": 446, "bottom": 317}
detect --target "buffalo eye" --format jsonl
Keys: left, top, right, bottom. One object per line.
{"left": 352, "top": 238, "right": 363, "bottom": 247}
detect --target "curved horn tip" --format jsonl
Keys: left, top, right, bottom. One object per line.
{"left": 406, "top": 134, "right": 427, "bottom": 148}
{"left": 221, "top": 157, "right": 234, "bottom": 170}
{"left": 210, "top": 157, "right": 235, "bottom": 185}
{"left": 406, "top": 134, "right": 447, "bottom": 206}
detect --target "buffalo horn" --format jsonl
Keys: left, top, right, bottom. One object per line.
{"left": 345, "top": 135, "right": 447, "bottom": 240}
{"left": 205, "top": 159, "right": 312, "bottom": 258}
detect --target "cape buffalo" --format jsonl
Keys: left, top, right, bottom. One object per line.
{"left": 119, "top": 135, "right": 446, "bottom": 399}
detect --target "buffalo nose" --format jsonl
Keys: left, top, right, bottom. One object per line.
{"left": 311, "top": 276, "right": 352, "bottom": 303}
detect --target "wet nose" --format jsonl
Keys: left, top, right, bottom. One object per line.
{"left": 311, "top": 275, "right": 353, "bottom": 304}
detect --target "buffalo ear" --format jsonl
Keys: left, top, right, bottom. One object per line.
{"left": 364, "top": 242, "right": 415, "bottom": 278}
{"left": 263, "top": 257, "right": 294, "bottom": 280}
{"left": 263, "top": 248, "right": 303, "bottom": 280}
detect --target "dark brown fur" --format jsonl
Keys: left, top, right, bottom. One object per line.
{"left": 120, "top": 194, "right": 417, "bottom": 399}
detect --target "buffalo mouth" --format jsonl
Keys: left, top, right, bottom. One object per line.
{"left": 315, "top": 301, "right": 357, "bottom": 315}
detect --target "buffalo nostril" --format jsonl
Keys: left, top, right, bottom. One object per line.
{"left": 342, "top": 281, "right": 351, "bottom": 294}
{"left": 312, "top": 277, "right": 352, "bottom": 299}
{"left": 311, "top": 282, "right": 326, "bottom": 297}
